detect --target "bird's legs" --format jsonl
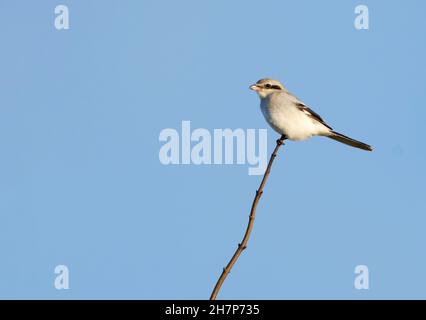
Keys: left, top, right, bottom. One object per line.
{"left": 276, "top": 134, "right": 287, "bottom": 145}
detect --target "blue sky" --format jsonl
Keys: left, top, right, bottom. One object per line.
{"left": 0, "top": 1, "right": 425, "bottom": 299}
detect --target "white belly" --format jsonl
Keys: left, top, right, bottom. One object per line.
{"left": 260, "top": 97, "right": 329, "bottom": 141}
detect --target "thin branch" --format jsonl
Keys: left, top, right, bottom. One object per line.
{"left": 210, "top": 134, "right": 287, "bottom": 300}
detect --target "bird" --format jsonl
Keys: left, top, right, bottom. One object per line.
{"left": 250, "top": 78, "right": 373, "bottom": 151}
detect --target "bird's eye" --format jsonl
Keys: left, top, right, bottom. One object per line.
{"left": 265, "top": 84, "right": 272, "bottom": 88}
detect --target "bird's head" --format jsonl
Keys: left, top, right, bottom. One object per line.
{"left": 250, "top": 78, "right": 285, "bottom": 99}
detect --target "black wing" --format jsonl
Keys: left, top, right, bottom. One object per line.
{"left": 296, "top": 103, "right": 333, "bottom": 130}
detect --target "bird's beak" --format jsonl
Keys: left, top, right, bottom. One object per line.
{"left": 250, "top": 84, "right": 260, "bottom": 91}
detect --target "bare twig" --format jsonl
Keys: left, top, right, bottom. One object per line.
{"left": 210, "top": 134, "right": 287, "bottom": 300}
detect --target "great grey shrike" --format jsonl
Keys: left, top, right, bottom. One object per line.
{"left": 250, "top": 78, "right": 373, "bottom": 151}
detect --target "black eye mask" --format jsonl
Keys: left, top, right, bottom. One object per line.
{"left": 265, "top": 84, "right": 281, "bottom": 90}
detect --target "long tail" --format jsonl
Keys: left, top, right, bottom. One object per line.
{"left": 327, "top": 131, "right": 373, "bottom": 151}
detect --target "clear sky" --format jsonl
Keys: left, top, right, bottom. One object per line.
{"left": 1, "top": 1, "right": 425, "bottom": 299}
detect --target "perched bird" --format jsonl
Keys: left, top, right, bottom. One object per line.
{"left": 250, "top": 78, "right": 373, "bottom": 151}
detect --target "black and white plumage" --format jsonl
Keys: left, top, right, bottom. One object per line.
{"left": 250, "top": 78, "right": 373, "bottom": 151}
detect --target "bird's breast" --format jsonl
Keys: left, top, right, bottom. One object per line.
{"left": 260, "top": 96, "right": 318, "bottom": 141}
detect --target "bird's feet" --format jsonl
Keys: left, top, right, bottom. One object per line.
{"left": 276, "top": 135, "right": 287, "bottom": 145}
